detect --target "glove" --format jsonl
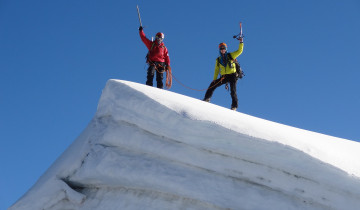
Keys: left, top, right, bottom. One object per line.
{"left": 166, "top": 65, "right": 171, "bottom": 72}
{"left": 225, "top": 83, "right": 229, "bottom": 91}
{"left": 239, "top": 36, "right": 244, "bottom": 43}
{"left": 139, "top": 26, "right": 143, "bottom": 31}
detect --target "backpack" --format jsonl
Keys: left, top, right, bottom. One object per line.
{"left": 217, "top": 53, "right": 244, "bottom": 79}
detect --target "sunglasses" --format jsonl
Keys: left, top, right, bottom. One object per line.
{"left": 220, "top": 47, "right": 226, "bottom": 50}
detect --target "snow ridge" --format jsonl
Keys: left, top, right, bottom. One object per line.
{"left": 9, "top": 79, "right": 360, "bottom": 210}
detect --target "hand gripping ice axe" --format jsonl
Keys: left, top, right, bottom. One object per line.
{"left": 233, "top": 22, "right": 244, "bottom": 40}
{"left": 136, "top": 5, "right": 142, "bottom": 27}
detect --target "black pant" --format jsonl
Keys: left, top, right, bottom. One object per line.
{"left": 204, "top": 73, "right": 238, "bottom": 109}
{"left": 146, "top": 62, "right": 164, "bottom": 89}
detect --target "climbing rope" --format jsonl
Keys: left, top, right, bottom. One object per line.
{"left": 168, "top": 70, "right": 224, "bottom": 91}
{"left": 150, "top": 62, "right": 224, "bottom": 91}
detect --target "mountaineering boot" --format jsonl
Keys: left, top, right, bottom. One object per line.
{"left": 203, "top": 98, "right": 210, "bottom": 102}
{"left": 231, "top": 107, "right": 237, "bottom": 111}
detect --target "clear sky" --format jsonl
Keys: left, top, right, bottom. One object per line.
{"left": 1, "top": 0, "right": 359, "bottom": 209}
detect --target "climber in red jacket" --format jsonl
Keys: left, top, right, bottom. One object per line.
{"left": 139, "top": 26, "right": 171, "bottom": 89}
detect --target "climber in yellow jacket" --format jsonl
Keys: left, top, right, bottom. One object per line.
{"left": 203, "top": 37, "right": 244, "bottom": 110}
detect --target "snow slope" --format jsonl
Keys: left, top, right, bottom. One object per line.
{"left": 9, "top": 79, "right": 360, "bottom": 210}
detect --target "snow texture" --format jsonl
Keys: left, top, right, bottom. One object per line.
{"left": 9, "top": 79, "right": 360, "bottom": 210}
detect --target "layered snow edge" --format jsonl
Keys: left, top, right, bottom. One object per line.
{"left": 100, "top": 79, "right": 360, "bottom": 177}
{"left": 9, "top": 79, "right": 360, "bottom": 210}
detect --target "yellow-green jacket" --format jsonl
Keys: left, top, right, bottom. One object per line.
{"left": 213, "top": 42, "right": 244, "bottom": 80}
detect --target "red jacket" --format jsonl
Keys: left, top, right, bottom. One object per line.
{"left": 139, "top": 30, "right": 170, "bottom": 66}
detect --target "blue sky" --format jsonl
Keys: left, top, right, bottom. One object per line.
{"left": 1, "top": 0, "right": 359, "bottom": 208}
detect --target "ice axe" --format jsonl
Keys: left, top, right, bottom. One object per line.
{"left": 136, "top": 5, "right": 143, "bottom": 27}
{"left": 233, "top": 22, "right": 244, "bottom": 40}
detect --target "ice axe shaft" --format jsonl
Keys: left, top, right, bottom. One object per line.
{"left": 240, "top": 22, "right": 243, "bottom": 37}
{"left": 136, "top": 5, "right": 142, "bottom": 27}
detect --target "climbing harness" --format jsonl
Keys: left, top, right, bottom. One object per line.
{"left": 148, "top": 61, "right": 172, "bottom": 89}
